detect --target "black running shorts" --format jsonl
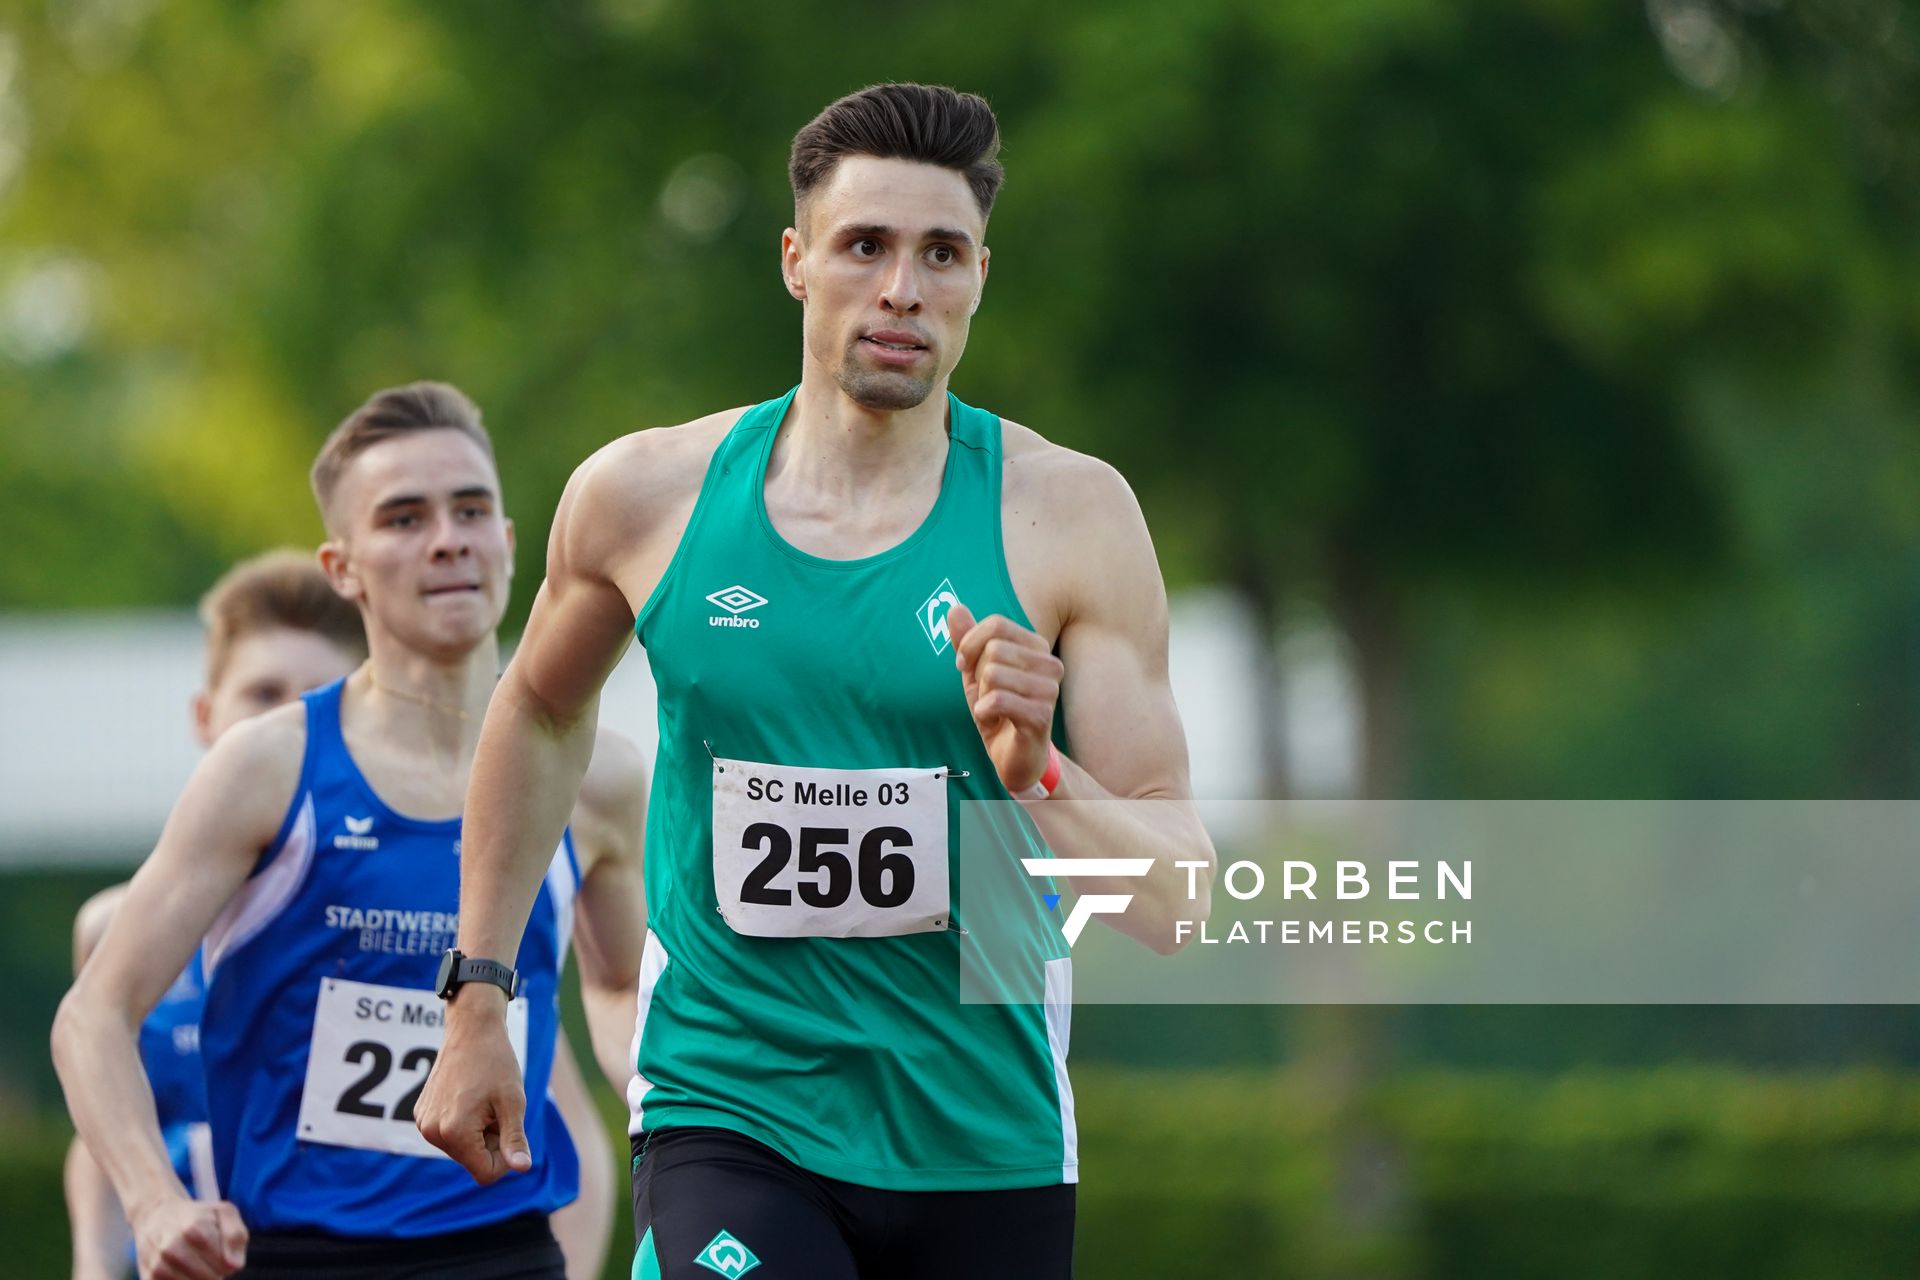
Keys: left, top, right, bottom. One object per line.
{"left": 630, "top": 1127, "right": 1075, "bottom": 1279}
{"left": 234, "top": 1212, "right": 565, "bottom": 1279}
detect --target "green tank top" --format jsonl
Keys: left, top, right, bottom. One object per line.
{"left": 628, "top": 386, "right": 1076, "bottom": 1191}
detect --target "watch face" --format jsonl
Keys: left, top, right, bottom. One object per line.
{"left": 435, "top": 948, "right": 461, "bottom": 998}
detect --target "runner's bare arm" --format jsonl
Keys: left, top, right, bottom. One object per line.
{"left": 546, "top": 1035, "right": 613, "bottom": 1280}
{"left": 72, "top": 884, "right": 129, "bottom": 973}
{"left": 67, "top": 886, "right": 133, "bottom": 1280}
{"left": 444, "top": 419, "right": 725, "bottom": 973}
{"left": 52, "top": 707, "right": 305, "bottom": 1278}
{"left": 954, "top": 448, "right": 1215, "bottom": 953}
{"left": 568, "top": 727, "right": 648, "bottom": 1090}
{"left": 425, "top": 421, "right": 722, "bottom": 1182}
{"left": 65, "top": 1138, "right": 129, "bottom": 1280}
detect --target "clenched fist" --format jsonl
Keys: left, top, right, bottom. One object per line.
{"left": 132, "top": 1196, "right": 246, "bottom": 1280}
{"left": 414, "top": 992, "right": 533, "bottom": 1185}
{"left": 946, "top": 602, "right": 1063, "bottom": 795}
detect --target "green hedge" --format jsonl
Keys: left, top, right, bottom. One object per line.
{"left": 0, "top": 1121, "right": 82, "bottom": 1279}
{"left": 1073, "top": 1068, "right": 1920, "bottom": 1277}
{"left": 17, "top": 1069, "right": 1920, "bottom": 1278}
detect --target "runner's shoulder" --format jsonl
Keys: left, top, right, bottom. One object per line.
{"left": 998, "top": 419, "right": 1160, "bottom": 632}
{"left": 195, "top": 699, "right": 311, "bottom": 823}
{"left": 557, "top": 408, "right": 754, "bottom": 565}
{"left": 998, "top": 417, "right": 1147, "bottom": 541}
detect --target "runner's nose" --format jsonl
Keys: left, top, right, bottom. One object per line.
{"left": 428, "top": 511, "right": 473, "bottom": 562}
{"left": 878, "top": 258, "right": 922, "bottom": 315}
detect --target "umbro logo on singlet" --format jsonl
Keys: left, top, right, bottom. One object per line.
{"left": 918, "top": 578, "right": 960, "bottom": 654}
{"left": 706, "top": 584, "right": 767, "bottom": 630}
{"left": 333, "top": 816, "right": 379, "bottom": 851}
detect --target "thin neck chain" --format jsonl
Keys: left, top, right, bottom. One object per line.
{"left": 364, "top": 670, "right": 475, "bottom": 723}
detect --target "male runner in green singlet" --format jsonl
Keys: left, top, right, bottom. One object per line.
{"left": 420, "top": 84, "right": 1217, "bottom": 1277}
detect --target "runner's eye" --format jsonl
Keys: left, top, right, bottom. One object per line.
{"left": 927, "top": 245, "right": 955, "bottom": 266}
{"left": 851, "top": 238, "right": 881, "bottom": 259}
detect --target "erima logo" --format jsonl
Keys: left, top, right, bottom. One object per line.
{"left": 1022, "top": 858, "right": 1154, "bottom": 946}
{"left": 333, "top": 816, "right": 378, "bottom": 851}
{"left": 693, "top": 1230, "right": 761, "bottom": 1277}
{"left": 918, "top": 578, "right": 960, "bottom": 654}
{"left": 706, "top": 585, "right": 767, "bottom": 629}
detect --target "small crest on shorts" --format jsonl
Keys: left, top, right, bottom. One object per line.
{"left": 694, "top": 1229, "right": 762, "bottom": 1277}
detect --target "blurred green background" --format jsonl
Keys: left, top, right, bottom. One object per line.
{"left": 5, "top": 0, "right": 1920, "bottom": 1275}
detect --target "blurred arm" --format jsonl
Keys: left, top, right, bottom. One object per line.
{"left": 546, "top": 1035, "right": 613, "bottom": 1280}
{"left": 67, "top": 887, "right": 133, "bottom": 1280}
{"left": 567, "top": 729, "right": 648, "bottom": 1091}
{"left": 66, "top": 1138, "right": 130, "bottom": 1280}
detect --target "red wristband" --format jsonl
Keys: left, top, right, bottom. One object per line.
{"left": 1015, "top": 743, "right": 1063, "bottom": 803}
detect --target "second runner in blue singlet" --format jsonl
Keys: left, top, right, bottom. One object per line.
{"left": 198, "top": 678, "right": 581, "bottom": 1240}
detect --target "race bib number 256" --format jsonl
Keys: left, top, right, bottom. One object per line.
{"left": 296, "top": 978, "right": 528, "bottom": 1159}
{"left": 711, "top": 756, "right": 951, "bottom": 939}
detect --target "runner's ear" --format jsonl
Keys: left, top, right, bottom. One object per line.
{"left": 191, "top": 690, "right": 215, "bottom": 748}
{"left": 317, "top": 539, "right": 364, "bottom": 604}
{"left": 781, "top": 227, "right": 808, "bottom": 302}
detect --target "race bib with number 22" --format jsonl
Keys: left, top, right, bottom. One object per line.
{"left": 296, "top": 977, "right": 529, "bottom": 1159}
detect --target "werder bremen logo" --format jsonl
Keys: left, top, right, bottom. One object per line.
{"left": 693, "top": 1230, "right": 761, "bottom": 1277}
{"left": 918, "top": 577, "right": 960, "bottom": 654}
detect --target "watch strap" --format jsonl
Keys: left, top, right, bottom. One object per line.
{"left": 437, "top": 949, "right": 522, "bottom": 1001}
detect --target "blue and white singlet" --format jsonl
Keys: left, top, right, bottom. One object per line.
{"left": 198, "top": 679, "right": 580, "bottom": 1237}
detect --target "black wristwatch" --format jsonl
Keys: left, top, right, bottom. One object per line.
{"left": 435, "top": 948, "right": 522, "bottom": 1002}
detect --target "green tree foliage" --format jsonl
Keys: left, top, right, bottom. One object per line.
{"left": 2, "top": 0, "right": 1916, "bottom": 793}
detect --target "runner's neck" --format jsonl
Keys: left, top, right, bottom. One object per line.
{"left": 776, "top": 380, "right": 952, "bottom": 506}
{"left": 349, "top": 639, "right": 498, "bottom": 750}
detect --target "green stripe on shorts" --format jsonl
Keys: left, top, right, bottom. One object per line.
{"left": 633, "top": 1227, "right": 661, "bottom": 1280}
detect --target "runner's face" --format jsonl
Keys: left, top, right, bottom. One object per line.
{"left": 786, "top": 156, "right": 989, "bottom": 413}
{"left": 198, "top": 626, "right": 359, "bottom": 745}
{"left": 324, "top": 430, "right": 514, "bottom": 658}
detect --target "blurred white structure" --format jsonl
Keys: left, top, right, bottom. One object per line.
{"left": 0, "top": 591, "right": 1353, "bottom": 867}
